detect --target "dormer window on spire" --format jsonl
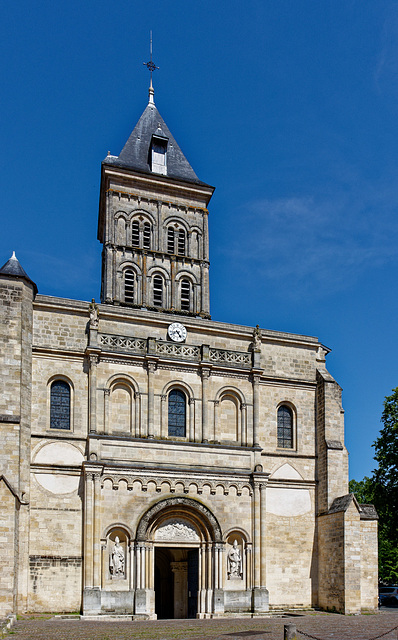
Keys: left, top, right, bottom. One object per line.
{"left": 150, "top": 128, "right": 168, "bottom": 175}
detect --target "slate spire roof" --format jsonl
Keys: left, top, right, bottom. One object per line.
{"left": 0, "top": 251, "right": 38, "bottom": 294}
{"left": 103, "top": 95, "right": 205, "bottom": 185}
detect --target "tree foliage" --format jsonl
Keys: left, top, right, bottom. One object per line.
{"left": 349, "top": 387, "right": 398, "bottom": 584}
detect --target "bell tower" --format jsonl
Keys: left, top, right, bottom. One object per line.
{"left": 98, "top": 84, "right": 214, "bottom": 318}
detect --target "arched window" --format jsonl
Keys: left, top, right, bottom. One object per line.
{"left": 168, "top": 389, "right": 186, "bottom": 437}
{"left": 132, "top": 220, "right": 140, "bottom": 247}
{"left": 277, "top": 405, "right": 293, "bottom": 448}
{"left": 167, "top": 227, "right": 175, "bottom": 254}
{"left": 143, "top": 222, "right": 151, "bottom": 249}
{"left": 124, "top": 270, "right": 135, "bottom": 304}
{"left": 153, "top": 275, "right": 163, "bottom": 307}
{"left": 181, "top": 279, "right": 190, "bottom": 311}
{"left": 131, "top": 220, "right": 151, "bottom": 249}
{"left": 50, "top": 380, "right": 71, "bottom": 430}
{"left": 177, "top": 229, "right": 186, "bottom": 255}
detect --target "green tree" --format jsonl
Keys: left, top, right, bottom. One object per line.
{"left": 373, "top": 387, "right": 398, "bottom": 546}
{"left": 348, "top": 476, "right": 374, "bottom": 504}
{"left": 349, "top": 387, "right": 398, "bottom": 583}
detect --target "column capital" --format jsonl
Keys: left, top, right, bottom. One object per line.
{"left": 251, "top": 471, "right": 270, "bottom": 489}
{"left": 146, "top": 359, "right": 158, "bottom": 373}
{"left": 200, "top": 366, "right": 211, "bottom": 379}
{"left": 86, "top": 348, "right": 101, "bottom": 367}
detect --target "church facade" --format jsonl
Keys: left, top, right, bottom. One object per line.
{"left": 0, "top": 87, "right": 378, "bottom": 618}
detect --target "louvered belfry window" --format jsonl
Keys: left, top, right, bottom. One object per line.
{"left": 181, "top": 279, "right": 190, "bottom": 311}
{"left": 124, "top": 270, "right": 134, "bottom": 303}
{"left": 167, "top": 228, "right": 175, "bottom": 253}
{"left": 50, "top": 380, "right": 71, "bottom": 430}
{"left": 177, "top": 229, "right": 186, "bottom": 255}
{"left": 153, "top": 275, "right": 163, "bottom": 307}
{"left": 168, "top": 389, "right": 186, "bottom": 437}
{"left": 132, "top": 221, "right": 140, "bottom": 247}
{"left": 277, "top": 405, "right": 293, "bottom": 448}
{"left": 143, "top": 222, "right": 151, "bottom": 249}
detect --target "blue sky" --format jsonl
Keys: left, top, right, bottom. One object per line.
{"left": 2, "top": 0, "right": 398, "bottom": 480}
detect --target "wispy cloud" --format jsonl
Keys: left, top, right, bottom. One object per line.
{"left": 374, "top": 5, "right": 398, "bottom": 94}
{"left": 218, "top": 179, "right": 398, "bottom": 299}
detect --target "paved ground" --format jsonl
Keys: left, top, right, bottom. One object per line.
{"left": 8, "top": 610, "right": 398, "bottom": 640}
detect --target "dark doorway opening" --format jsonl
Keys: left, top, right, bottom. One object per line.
{"left": 154, "top": 547, "right": 198, "bottom": 619}
{"left": 187, "top": 548, "right": 199, "bottom": 619}
{"left": 155, "top": 548, "right": 174, "bottom": 619}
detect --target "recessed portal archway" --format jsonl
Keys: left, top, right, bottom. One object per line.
{"left": 135, "top": 497, "right": 223, "bottom": 619}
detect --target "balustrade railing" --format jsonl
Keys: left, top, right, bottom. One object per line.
{"left": 98, "top": 333, "right": 252, "bottom": 368}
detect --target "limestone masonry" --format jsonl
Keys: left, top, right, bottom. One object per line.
{"left": 0, "top": 86, "right": 378, "bottom": 618}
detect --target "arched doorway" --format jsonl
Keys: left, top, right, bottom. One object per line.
{"left": 135, "top": 497, "right": 223, "bottom": 619}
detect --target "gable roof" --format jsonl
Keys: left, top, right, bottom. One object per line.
{"left": 327, "top": 493, "right": 378, "bottom": 520}
{"left": 103, "top": 102, "right": 206, "bottom": 185}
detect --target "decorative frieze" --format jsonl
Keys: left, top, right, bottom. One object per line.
{"left": 99, "top": 470, "right": 253, "bottom": 497}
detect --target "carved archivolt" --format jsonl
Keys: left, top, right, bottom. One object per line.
{"left": 136, "top": 496, "right": 223, "bottom": 542}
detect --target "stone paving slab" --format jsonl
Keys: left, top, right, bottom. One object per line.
{"left": 11, "top": 610, "right": 398, "bottom": 640}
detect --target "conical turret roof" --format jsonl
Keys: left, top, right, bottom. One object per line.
{"left": 0, "top": 252, "right": 38, "bottom": 294}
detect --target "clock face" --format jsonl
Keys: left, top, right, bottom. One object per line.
{"left": 168, "top": 322, "right": 187, "bottom": 343}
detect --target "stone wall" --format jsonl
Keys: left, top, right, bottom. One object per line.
{"left": 316, "top": 368, "right": 348, "bottom": 513}
{"left": 0, "top": 275, "right": 35, "bottom": 616}
{"left": 29, "top": 556, "right": 82, "bottom": 612}
{"left": 317, "top": 510, "right": 345, "bottom": 612}
{"left": 360, "top": 517, "right": 378, "bottom": 610}
{"left": 266, "top": 488, "right": 316, "bottom": 607}
{"left": 0, "top": 480, "right": 17, "bottom": 616}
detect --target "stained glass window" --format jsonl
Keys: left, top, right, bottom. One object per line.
{"left": 277, "top": 405, "right": 293, "bottom": 448}
{"left": 50, "top": 380, "right": 71, "bottom": 430}
{"left": 168, "top": 389, "right": 186, "bottom": 437}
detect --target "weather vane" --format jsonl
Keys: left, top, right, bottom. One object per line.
{"left": 143, "top": 31, "right": 159, "bottom": 87}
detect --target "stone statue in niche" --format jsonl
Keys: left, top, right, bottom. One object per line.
{"left": 89, "top": 298, "right": 99, "bottom": 329}
{"left": 227, "top": 539, "right": 242, "bottom": 579}
{"left": 109, "top": 536, "right": 125, "bottom": 578}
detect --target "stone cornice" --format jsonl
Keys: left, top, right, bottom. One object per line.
{"left": 32, "top": 296, "right": 320, "bottom": 349}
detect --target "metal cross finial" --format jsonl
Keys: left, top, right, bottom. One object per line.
{"left": 143, "top": 31, "right": 159, "bottom": 103}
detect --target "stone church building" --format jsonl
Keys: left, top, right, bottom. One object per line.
{"left": 0, "top": 84, "right": 378, "bottom": 619}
